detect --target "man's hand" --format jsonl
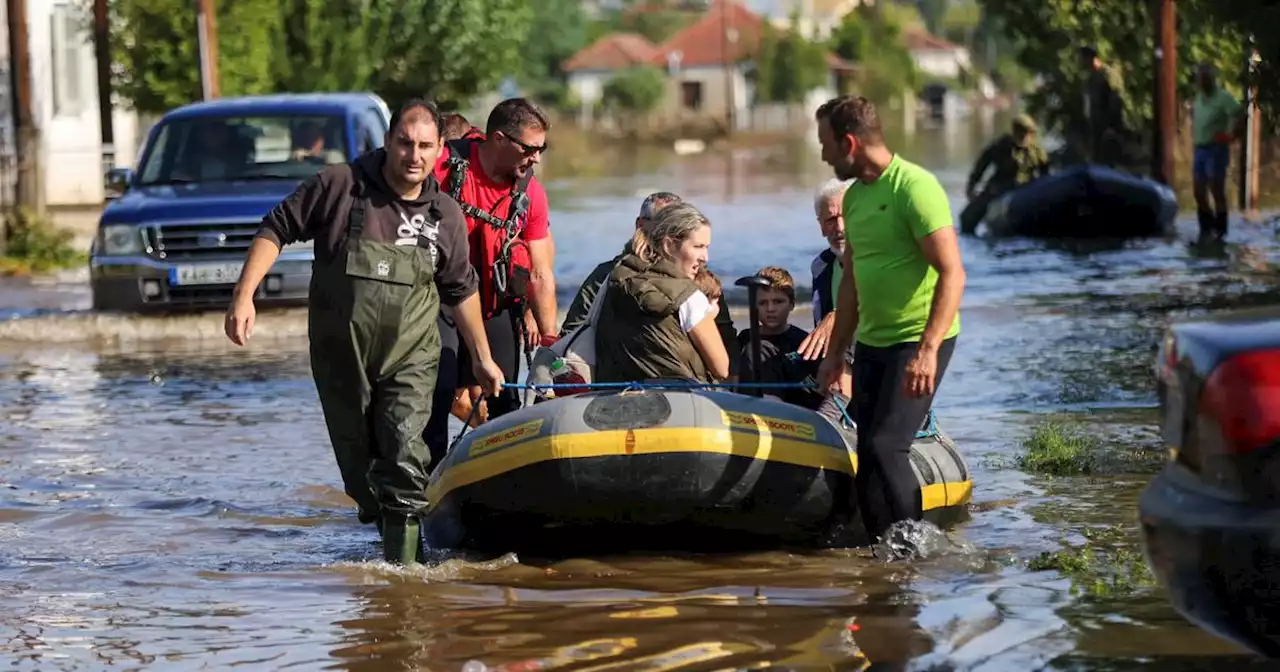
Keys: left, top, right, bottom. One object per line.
{"left": 903, "top": 343, "right": 939, "bottom": 398}
{"left": 522, "top": 309, "right": 541, "bottom": 351}
{"left": 799, "top": 312, "right": 835, "bottom": 360}
{"left": 224, "top": 296, "right": 256, "bottom": 346}
{"left": 816, "top": 351, "right": 846, "bottom": 393}
{"left": 471, "top": 356, "right": 505, "bottom": 398}
{"left": 965, "top": 185, "right": 977, "bottom": 200}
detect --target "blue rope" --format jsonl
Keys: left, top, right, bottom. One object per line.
{"left": 916, "top": 409, "right": 939, "bottom": 440}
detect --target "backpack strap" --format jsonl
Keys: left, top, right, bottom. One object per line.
{"left": 346, "top": 163, "right": 368, "bottom": 245}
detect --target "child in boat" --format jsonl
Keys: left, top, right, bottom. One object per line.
{"left": 695, "top": 267, "right": 723, "bottom": 305}
{"left": 735, "top": 266, "right": 827, "bottom": 409}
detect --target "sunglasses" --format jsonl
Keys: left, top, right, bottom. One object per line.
{"left": 500, "top": 132, "right": 548, "bottom": 157}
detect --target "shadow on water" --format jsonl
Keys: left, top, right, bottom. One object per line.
{"left": 3, "top": 115, "right": 1280, "bottom": 668}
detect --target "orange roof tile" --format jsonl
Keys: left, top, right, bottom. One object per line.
{"left": 902, "top": 26, "right": 964, "bottom": 52}
{"left": 563, "top": 33, "right": 663, "bottom": 72}
{"left": 651, "top": 0, "right": 767, "bottom": 69}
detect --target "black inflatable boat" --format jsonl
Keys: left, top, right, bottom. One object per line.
{"left": 420, "top": 388, "right": 971, "bottom": 555}
{"left": 971, "top": 163, "right": 1178, "bottom": 239}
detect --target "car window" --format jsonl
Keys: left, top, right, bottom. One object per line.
{"left": 135, "top": 113, "right": 349, "bottom": 186}
{"left": 358, "top": 109, "right": 386, "bottom": 151}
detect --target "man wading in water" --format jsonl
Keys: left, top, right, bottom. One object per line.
{"left": 224, "top": 99, "right": 504, "bottom": 565}
{"left": 813, "top": 96, "right": 966, "bottom": 546}
{"left": 425, "top": 98, "right": 558, "bottom": 451}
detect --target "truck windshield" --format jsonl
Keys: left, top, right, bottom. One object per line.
{"left": 136, "top": 114, "right": 350, "bottom": 186}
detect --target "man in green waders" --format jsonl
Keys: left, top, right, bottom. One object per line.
{"left": 223, "top": 99, "right": 505, "bottom": 565}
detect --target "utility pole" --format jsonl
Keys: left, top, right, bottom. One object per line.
{"left": 1152, "top": 0, "right": 1177, "bottom": 185}
{"left": 1239, "top": 38, "right": 1261, "bottom": 215}
{"left": 721, "top": 0, "right": 735, "bottom": 135}
{"left": 196, "top": 0, "right": 220, "bottom": 100}
{"left": 93, "top": 0, "right": 115, "bottom": 179}
{"left": 6, "top": 0, "right": 41, "bottom": 220}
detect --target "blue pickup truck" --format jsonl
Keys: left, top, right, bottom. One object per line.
{"left": 90, "top": 93, "right": 392, "bottom": 312}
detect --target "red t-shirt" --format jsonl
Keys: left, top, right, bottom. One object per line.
{"left": 432, "top": 142, "right": 550, "bottom": 242}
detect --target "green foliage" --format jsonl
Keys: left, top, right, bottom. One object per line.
{"left": 753, "top": 16, "right": 830, "bottom": 104}
{"left": 518, "top": 0, "right": 591, "bottom": 86}
{"left": 615, "top": 8, "right": 695, "bottom": 44}
{"left": 108, "top": 0, "right": 533, "bottom": 114}
{"left": 977, "top": 0, "right": 1249, "bottom": 145}
{"left": 108, "top": 0, "right": 278, "bottom": 114}
{"left": 602, "top": 66, "right": 666, "bottom": 114}
{"left": 828, "top": 5, "right": 919, "bottom": 105}
{"left": 0, "top": 208, "right": 86, "bottom": 276}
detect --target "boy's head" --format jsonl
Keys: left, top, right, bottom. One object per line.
{"left": 695, "top": 267, "right": 722, "bottom": 301}
{"left": 755, "top": 266, "right": 795, "bottom": 332}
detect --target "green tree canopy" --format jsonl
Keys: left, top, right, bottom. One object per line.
{"left": 601, "top": 66, "right": 666, "bottom": 114}
{"left": 108, "top": 0, "right": 278, "bottom": 114}
{"left": 828, "top": 5, "right": 919, "bottom": 105}
{"left": 753, "top": 18, "right": 830, "bottom": 104}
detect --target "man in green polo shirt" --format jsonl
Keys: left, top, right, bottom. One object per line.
{"left": 1190, "top": 62, "right": 1245, "bottom": 240}
{"left": 813, "top": 95, "right": 967, "bottom": 544}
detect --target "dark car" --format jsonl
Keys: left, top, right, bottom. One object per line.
{"left": 90, "top": 93, "right": 391, "bottom": 312}
{"left": 1139, "top": 307, "right": 1280, "bottom": 657}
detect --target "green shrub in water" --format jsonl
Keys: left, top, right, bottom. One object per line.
{"left": 0, "top": 207, "right": 86, "bottom": 276}
{"left": 1028, "top": 525, "right": 1156, "bottom": 599}
{"left": 1016, "top": 420, "right": 1099, "bottom": 476}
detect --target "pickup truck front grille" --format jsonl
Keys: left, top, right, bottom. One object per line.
{"left": 147, "top": 221, "right": 260, "bottom": 261}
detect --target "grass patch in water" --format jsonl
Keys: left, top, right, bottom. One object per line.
{"left": 1017, "top": 420, "right": 1100, "bottom": 476}
{"left": 1011, "top": 416, "right": 1167, "bottom": 477}
{"left": 1028, "top": 525, "right": 1156, "bottom": 599}
{"left": 0, "top": 207, "right": 86, "bottom": 277}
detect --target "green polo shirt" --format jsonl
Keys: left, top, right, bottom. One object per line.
{"left": 1192, "top": 86, "right": 1243, "bottom": 147}
{"left": 843, "top": 154, "right": 960, "bottom": 348}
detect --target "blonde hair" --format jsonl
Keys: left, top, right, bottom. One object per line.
{"left": 628, "top": 201, "right": 710, "bottom": 264}
{"left": 757, "top": 265, "right": 796, "bottom": 304}
{"left": 695, "top": 267, "right": 722, "bottom": 300}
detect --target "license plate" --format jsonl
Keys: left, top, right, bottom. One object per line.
{"left": 169, "top": 262, "right": 243, "bottom": 286}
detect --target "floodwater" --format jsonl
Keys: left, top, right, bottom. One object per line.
{"left": 4, "top": 116, "right": 1280, "bottom": 670}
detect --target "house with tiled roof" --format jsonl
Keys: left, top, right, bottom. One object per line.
{"left": 563, "top": 0, "right": 853, "bottom": 129}
{"left": 902, "top": 26, "right": 971, "bottom": 80}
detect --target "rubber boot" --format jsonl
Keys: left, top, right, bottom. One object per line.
{"left": 381, "top": 516, "right": 422, "bottom": 565}
{"left": 1215, "top": 211, "right": 1229, "bottom": 239}
{"left": 1196, "top": 209, "right": 1215, "bottom": 240}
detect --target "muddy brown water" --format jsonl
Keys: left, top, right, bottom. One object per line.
{"left": 4, "top": 121, "right": 1280, "bottom": 669}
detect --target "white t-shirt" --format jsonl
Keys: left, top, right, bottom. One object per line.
{"left": 676, "top": 290, "right": 715, "bottom": 332}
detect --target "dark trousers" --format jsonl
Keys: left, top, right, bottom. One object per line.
{"left": 423, "top": 309, "right": 523, "bottom": 464}
{"left": 852, "top": 336, "right": 957, "bottom": 541}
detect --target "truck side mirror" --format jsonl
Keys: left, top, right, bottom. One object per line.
{"left": 105, "top": 167, "right": 133, "bottom": 201}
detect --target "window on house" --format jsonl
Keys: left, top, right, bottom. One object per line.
{"left": 680, "top": 81, "right": 703, "bottom": 112}
{"left": 51, "top": 4, "right": 84, "bottom": 117}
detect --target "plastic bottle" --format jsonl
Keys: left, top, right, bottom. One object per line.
{"left": 549, "top": 357, "right": 588, "bottom": 396}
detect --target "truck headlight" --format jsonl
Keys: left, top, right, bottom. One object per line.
{"left": 100, "top": 224, "right": 143, "bottom": 255}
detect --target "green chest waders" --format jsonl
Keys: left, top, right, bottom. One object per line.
{"left": 307, "top": 185, "right": 443, "bottom": 564}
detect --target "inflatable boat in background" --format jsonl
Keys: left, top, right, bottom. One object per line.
{"left": 975, "top": 163, "right": 1178, "bottom": 240}
{"left": 421, "top": 387, "right": 972, "bottom": 555}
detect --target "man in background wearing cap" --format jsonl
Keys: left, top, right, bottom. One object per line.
{"left": 1077, "top": 45, "right": 1128, "bottom": 167}
{"left": 559, "top": 192, "right": 739, "bottom": 373}
{"left": 959, "top": 114, "right": 1051, "bottom": 233}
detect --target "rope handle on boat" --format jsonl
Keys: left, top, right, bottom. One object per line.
{"left": 508, "top": 381, "right": 821, "bottom": 391}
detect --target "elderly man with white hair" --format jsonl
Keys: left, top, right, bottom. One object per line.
{"left": 798, "top": 177, "right": 853, "bottom": 361}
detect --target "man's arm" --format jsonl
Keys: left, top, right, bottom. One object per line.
{"left": 904, "top": 175, "right": 966, "bottom": 351}
{"left": 523, "top": 183, "right": 557, "bottom": 336}
{"left": 232, "top": 172, "right": 327, "bottom": 304}
{"left": 824, "top": 243, "right": 859, "bottom": 360}
{"left": 966, "top": 142, "right": 996, "bottom": 196}
{"left": 528, "top": 236, "right": 557, "bottom": 335}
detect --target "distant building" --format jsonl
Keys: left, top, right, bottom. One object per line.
{"left": 903, "top": 26, "right": 971, "bottom": 80}
{"left": 564, "top": 0, "right": 854, "bottom": 129}
{"left": 0, "top": 0, "right": 144, "bottom": 207}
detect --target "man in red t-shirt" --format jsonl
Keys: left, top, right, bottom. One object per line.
{"left": 425, "top": 98, "right": 557, "bottom": 455}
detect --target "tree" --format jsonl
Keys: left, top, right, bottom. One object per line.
{"left": 977, "top": 0, "right": 1250, "bottom": 146}
{"left": 601, "top": 66, "right": 665, "bottom": 115}
{"left": 108, "top": 0, "right": 279, "bottom": 114}
{"left": 516, "top": 0, "right": 591, "bottom": 106}
{"left": 753, "top": 19, "right": 830, "bottom": 104}
{"left": 828, "top": 5, "right": 919, "bottom": 105}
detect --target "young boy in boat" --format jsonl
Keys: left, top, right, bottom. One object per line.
{"left": 736, "top": 266, "right": 831, "bottom": 410}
